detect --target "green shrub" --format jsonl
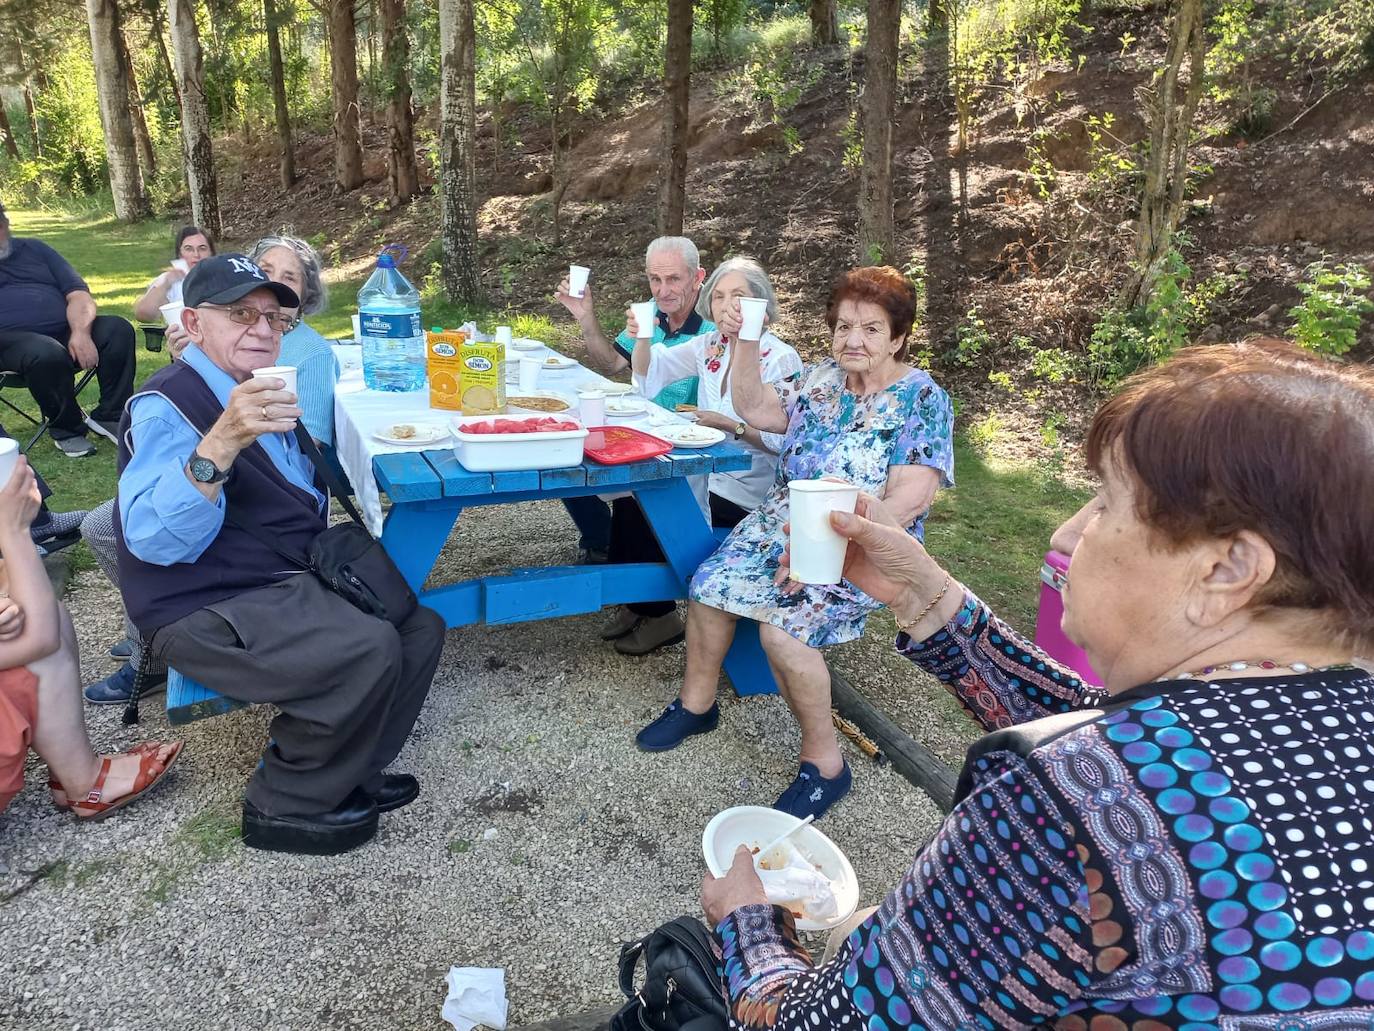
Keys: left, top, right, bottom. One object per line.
{"left": 1088, "top": 249, "right": 1195, "bottom": 387}
{"left": 1288, "top": 261, "right": 1373, "bottom": 356}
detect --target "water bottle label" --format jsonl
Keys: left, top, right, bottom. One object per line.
{"left": 359, "top": 311, "right": 422, "bottom": 339}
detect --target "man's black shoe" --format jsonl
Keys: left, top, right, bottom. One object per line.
{"left": 371, "top": 773, "right": 419, "bottom": 813}
{"left": 241, "top": 789, "right": 378, "bottom": 855}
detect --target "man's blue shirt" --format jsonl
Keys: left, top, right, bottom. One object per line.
{"left": 0, "top": 237, "right": 88, "bottom": 334}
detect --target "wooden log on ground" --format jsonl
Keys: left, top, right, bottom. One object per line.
{"left": 828, "top": 666, "right": 958, "bottom": 812}
{"left": 517, "top": 1007, "right": 616, "bottom": 1030}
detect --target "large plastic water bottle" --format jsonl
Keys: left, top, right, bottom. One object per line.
{"left": 358, "top": 250, "right": 426, "bottom": 392}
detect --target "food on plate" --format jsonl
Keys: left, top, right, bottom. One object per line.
{"left": 507, "top": 395, "right": 570, "bottom": 413}
{"left": 605, "top": 398, "right": 646, "bottom": 414}
{"left": 753, "top": 840, "right": 840, "bottom": 922}
{"left": 460, "top": 417, "right": 580, "bottom": 435}
{"left": 670, "top": 426, "right": 717, "bottom": 443}
{"left": 387, "top": 423, "right": 417, "bottom": 440}
{"left": 543, "top": 356, "right": 564, "bottom": 367}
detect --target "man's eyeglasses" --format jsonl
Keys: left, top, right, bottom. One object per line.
{"left": 197, "top": 304, "right": 295, "bottom": 333}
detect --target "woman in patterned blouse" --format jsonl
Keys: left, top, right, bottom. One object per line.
{"left": 702, "top": 338, "right": 1374, "bottom": 1030}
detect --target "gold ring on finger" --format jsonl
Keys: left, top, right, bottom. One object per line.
{"left": 262, "top": 405, "right": 270, "bottom": 419}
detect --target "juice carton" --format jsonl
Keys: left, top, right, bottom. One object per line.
{"left": 459, "top": 335, "right": 506, "bottom": 416}
{"left": 425, "top": 328, "right": 468, "bottom": 411}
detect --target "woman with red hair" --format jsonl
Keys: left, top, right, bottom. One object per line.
{"left": 703, "top": 338, "right": 1374, "bottom": 1030}
{"left": 635, "top": 266, "right": 955, "bottom": 820}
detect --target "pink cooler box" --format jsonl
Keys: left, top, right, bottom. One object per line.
{"left": 1033, "top": 550, "right": 1101, "bottom": 686}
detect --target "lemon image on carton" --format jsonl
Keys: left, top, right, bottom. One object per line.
{"left": 459, "top": 336, "right": 506, "bottom": 415}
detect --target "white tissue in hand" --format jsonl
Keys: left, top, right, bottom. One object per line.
{"left": 756, "top": 841, "right": 839, "bottom": 921}
{"left": 441, "top": 966, "right": 508, "bottom": 1031}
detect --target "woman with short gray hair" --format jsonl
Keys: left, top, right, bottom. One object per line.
{"left": 249, "top": 235, "right": 339, "bottom": 446}
{"left": 603, "top": 257, "right": 803, "bottom": 656}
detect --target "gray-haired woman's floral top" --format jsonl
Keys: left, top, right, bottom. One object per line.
{"left": 688, "top": 359, "right": 955, "bottom": 648}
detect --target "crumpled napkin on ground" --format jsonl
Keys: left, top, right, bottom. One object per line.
{"left": 441, "top": 967, "right": 508, "bottom": 1031}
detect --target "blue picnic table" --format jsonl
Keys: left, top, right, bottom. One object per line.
{"left": 372, "top": 440, "right": 779, "bottom": 698}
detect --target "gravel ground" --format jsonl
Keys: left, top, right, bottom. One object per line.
{"left": 0, "top": 499, "right": 953, "bottom": 1030}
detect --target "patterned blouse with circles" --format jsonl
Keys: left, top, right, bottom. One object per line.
{"left": 715, "top": 589, "right": 1374, "bottom": 1030}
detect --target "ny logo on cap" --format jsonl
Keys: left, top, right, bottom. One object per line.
{"left": 227, "top": 257, "right": 265, "bottom": 280}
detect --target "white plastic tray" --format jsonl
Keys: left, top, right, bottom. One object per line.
{"left": 450, "top": 416, "right": 588, "bottom": 472}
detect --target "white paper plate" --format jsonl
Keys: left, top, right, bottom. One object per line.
{"left": 604, "top": 398, "right": 649, "bottom": 417}
{"left": 590, "top": 381, "right": 635, "bottom": 396}
{"left": 540, "top": 355, "right": 578, "bottom": 371}
{"left": 511, "top": 338, "right": 544, "bottom": 351}
{"left": 655, "top": 424, "right": 726, "bottom": 448}
{"left": 374, "top": 422, "right": 449, "bottom": 446}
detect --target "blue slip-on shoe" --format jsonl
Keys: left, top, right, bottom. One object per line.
{"left": 774, "top": 761, "right": 852, "bottom": 820}
{"left": 83, "top": 663, "right": 167, "bottom": 705}
{"left": 635, "top": 699, "right": 720, "bottom": 752}
{"left": 107, "top": 637, "right": 134, "bottom": 661}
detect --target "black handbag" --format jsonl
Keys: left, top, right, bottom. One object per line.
{"left": 223, "top": 425, "right": 419, "bottom": 627}
{"left": 610, "top": 916, "right": 729, "bottom": 1031}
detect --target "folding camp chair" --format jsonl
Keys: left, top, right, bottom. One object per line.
{"left": 0, "top": 367, "right": 99, "bottom": 453}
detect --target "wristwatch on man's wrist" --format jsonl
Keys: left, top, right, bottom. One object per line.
{"left": 733, "top": 421, "right": 747, "bottom": 440}
{"left": 188, "top": 450, "right": 229, "bottom": 484}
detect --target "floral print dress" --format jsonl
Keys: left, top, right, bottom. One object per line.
{"left": 688, "top": 359, "right": 955, "bottom": 647}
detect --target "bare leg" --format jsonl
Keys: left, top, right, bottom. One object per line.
{"left": 681, "top": 601, "right": 738, "bottom": 714}
{"left": 27, "top": 606, "right": 101, "bottom": 794}
{"left": 30, "top": 605, "right": 177, "bottom": 803}
{"left": 760, "top": 624, "right": 843, "bottom": 777}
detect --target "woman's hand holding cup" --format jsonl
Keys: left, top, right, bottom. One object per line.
{"left": 774, "top": 493, "right": 953, "bottom": 616}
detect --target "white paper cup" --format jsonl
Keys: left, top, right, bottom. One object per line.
{"left": 0, "top": 439, "right": 19, "bottom": 488}
{"left": 568, "top": 264, "right": 590, "bottom": 298}
{"left": 252, "top": 365, "right": 298, "bottom": 398}
{"left": 578, "top": 391, "right": 605, "bottom": 427}
{"left": 171, "top": 258, "right": 190, "bottom": 274}
{"left": 351, "top": 314, "right": 363, "bottom": 342}
{"left": 788, "top": 480, "right": 861, "bottom": 585}
{"left": 518, "top": 358, "right": 541, "bottom": 393}
{"left": 494, "top": 325, "right": 514, "bottom": 347}
{"left": 738, "top": 297, "right": 768, "bottom": 341}
{"left": 159, "top": 301, "right": 185, "bottom": 328}
{"left": 630, "top": 301, "right": 657, "bottom": 340}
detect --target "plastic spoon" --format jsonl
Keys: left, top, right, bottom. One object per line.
{"left": 753, "top": 814, "right": 816, "bottom": 870}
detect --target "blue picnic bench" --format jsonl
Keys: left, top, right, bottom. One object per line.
{"left": 163, "top": 439, "right": 778, "bottom": 723}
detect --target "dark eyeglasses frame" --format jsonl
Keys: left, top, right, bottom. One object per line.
{"left": 196, "top": 303, "right": 296, "bottom": 333}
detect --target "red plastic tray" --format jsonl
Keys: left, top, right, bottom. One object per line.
{"left": 582, "top": 425, "right": 674, "bottom": 465}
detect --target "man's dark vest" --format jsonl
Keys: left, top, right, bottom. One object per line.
{"left": 113, "top": 360, "right": 327, "bottom": 636}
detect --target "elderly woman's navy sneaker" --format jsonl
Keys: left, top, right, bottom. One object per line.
{"left": 635, "top": 699, "right": 719, "bottom": 751}
{"left": 774, "top": 761, "right": 852, "bottom": 820}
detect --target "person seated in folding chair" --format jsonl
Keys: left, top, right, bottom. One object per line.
{"left": 0, "top": 200, "right": 136, "bottom": 459}
{"left": 115, "top": 254, "right": 444, "bottom": 855}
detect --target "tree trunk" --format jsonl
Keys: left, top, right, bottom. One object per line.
{"left": 809, "top": 0, "right": 839, "bottom": 45}
{"left": 169, "top": 0, "right": 222, "bottom": 236}
{"left": 329, "top": 0, "right": 365, "bottom": 191}
{"left": 0, "top": 106, "right": 20, "bottom": 160}
{"left": 857, "top": 0, "right": 900, "bottom": 263}
{"left": 438, "top": 0, "right": 480, "bottom": 302}
{"left": 927, "top": 0, "right": 949, "bottom": 31}
{"left": 21, "top": 81, "right": 41, "bottom": 157}
{"left": 265, "top": 0, "right": 296, "bottom": 189}
{"left": 120, "top": 27, "right": 158, "bottom": 177}
{"left": 658, "top": 0, "right": 692, "bottom": 235}
{"left": 146, "top": 0, "right": 183, "bottom": 116}
{"left": 380, "top": 0, "right": 419, "bottom": 204}
{"left": 550, "top": 107, "right": 566, "bottom": 246}
{"left": 85, "top": 0, "right": 151, "bottom": 220}
{"left": 1121, "top": 0, "right": 1205, "bottom": 307}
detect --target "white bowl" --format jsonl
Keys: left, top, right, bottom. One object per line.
{"left": 701, "top": 805, "right": 859, "bottom": 931}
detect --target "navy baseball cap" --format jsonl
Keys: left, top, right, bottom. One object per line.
{"left": 183, "top": 253, "right": 300, "bottom": 309}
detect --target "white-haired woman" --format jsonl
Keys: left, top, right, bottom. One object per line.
{"left": 603, "top": 258, "right": 803, "bottom": 656}
{"left": 248, "top": 235, "right": 340, "bottom": 447}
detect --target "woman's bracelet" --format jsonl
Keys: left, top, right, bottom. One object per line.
{"left": 894, "top": 573, "right": 953, "bottom": 636}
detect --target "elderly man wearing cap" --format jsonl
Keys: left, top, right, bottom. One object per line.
{"left": 114, "top": 254, "right": 445, "bottom": 855}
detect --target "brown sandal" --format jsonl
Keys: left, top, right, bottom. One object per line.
{"left": 64, "top": 741, "right": 184, "bottom": 821}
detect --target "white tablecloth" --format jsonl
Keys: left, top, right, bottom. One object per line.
{"left": 332, "top": 342, "right": 697, "bottom": 535}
